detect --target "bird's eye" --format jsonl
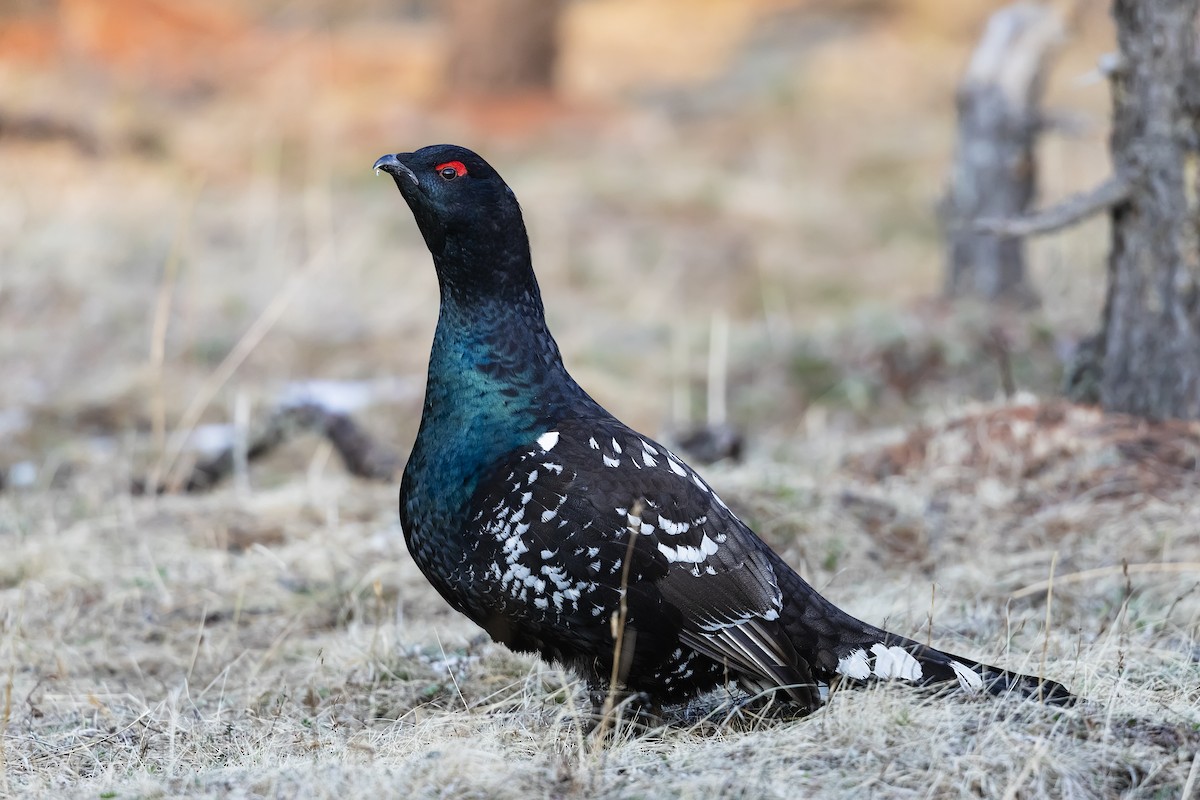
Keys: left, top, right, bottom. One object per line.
{"left": 435, "top": 160, "right": 467, "bottom": 180}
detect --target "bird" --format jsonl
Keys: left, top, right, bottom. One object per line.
{"left": 374, "top": 144, "right": 1073, "bottom": 717}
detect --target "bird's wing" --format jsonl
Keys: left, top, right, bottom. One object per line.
{"left": 458, "top": 418, "right": 818, "bottom": 703}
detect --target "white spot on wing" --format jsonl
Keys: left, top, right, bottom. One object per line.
{"left": 837, "top": 649, "right": 871, "bottom": 681}
{"left": 870, "top": 644, "right": 923, "bottom": 681}
{"left": 950, "top": 660, "right": 984, "bottom": 693}
{"left": 537, "top": 431, "right": 560, "bottom": 451}
{"left": 603, "top": 455, "right": 620, "bottom": 468}
{"left": 658, "top": 517, "right": 689, "bottom": 535}
{"left": 657, "top": 543, "right": 707, "bottom": 564}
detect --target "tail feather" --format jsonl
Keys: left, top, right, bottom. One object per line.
{"left": 838, "top": 634, "right": 1074, "bottom": 706}
{"left": 774, "top": 560, "right": 1074, "bottom": 707}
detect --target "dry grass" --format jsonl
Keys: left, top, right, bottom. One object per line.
{"left": 2, "top": 1, "right": 1198, "bottom": 797}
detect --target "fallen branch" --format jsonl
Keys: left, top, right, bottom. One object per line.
{"left": 976, "top": 174, "right": 1131, "bottom": 238}
{"left": 135, "top": 402, "right": 402, "bottom": 494}
{"left": 0, "top": 110, "right": 100, "bottom": 154}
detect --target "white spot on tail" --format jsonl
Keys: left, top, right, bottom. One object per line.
{"left": 837, "top": 649, "right": 871, "bottom": 681}
{"left": 950, "top": 660, "right": 984, "bottom": 693}
{"left": 870, "top": 644, "right": 923, "bottom": 681}
{"left": 537, "top": 431, "right": 559, "bottom": 451}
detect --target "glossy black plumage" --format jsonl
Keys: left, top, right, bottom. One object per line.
{"left": 376, "top": 144, "right": 1072, "bottom": 714}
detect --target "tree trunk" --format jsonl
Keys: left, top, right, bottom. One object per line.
{"left": 444, "top": 0, "right": 562, "bottom": 96}
{"left": 1097, "top": 0, "right": 1200, "bottom": 419}
{"left": 942, "top": 3, "right": 1062, "bottom": 305}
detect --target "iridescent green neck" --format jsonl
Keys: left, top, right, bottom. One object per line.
{"left": 401, "top": 285, "right": 601, "bottom": 537}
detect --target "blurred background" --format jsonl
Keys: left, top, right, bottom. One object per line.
{"left": 0, "top": 0, "right": 1116, "bottom": 480}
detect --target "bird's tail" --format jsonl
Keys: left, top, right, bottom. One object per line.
{"left": 775, "top": 566, "right": 1074, "bottom": 705}
{"left": 867, "top": 633, "right": 1075, "bottom": 705}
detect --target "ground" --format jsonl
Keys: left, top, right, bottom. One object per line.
{"left": 1, "top": 1, "right": 1198, "bottom": 798}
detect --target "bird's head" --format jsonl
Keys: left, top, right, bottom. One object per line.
{"left": 374, "top": 144, "right": 523, "bottom": 263}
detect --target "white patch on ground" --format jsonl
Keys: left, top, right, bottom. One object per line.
{"left": 870, "top": 644, "right": 923, "bottom": 681}
{"left": 950, "top": 660, "right": 984, "bottom": 692}
{"left": 837, "top": 649, "right": 871, "bottom": 680}
{"left": 537, "top": 431, "right": 559, "bottom": 451}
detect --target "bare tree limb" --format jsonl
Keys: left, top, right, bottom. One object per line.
{"left": 135, "top": 403, "right": 402, "bottom": 494}
{"left": 975, "top": 174, "right": 1131, "bottom": 238}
